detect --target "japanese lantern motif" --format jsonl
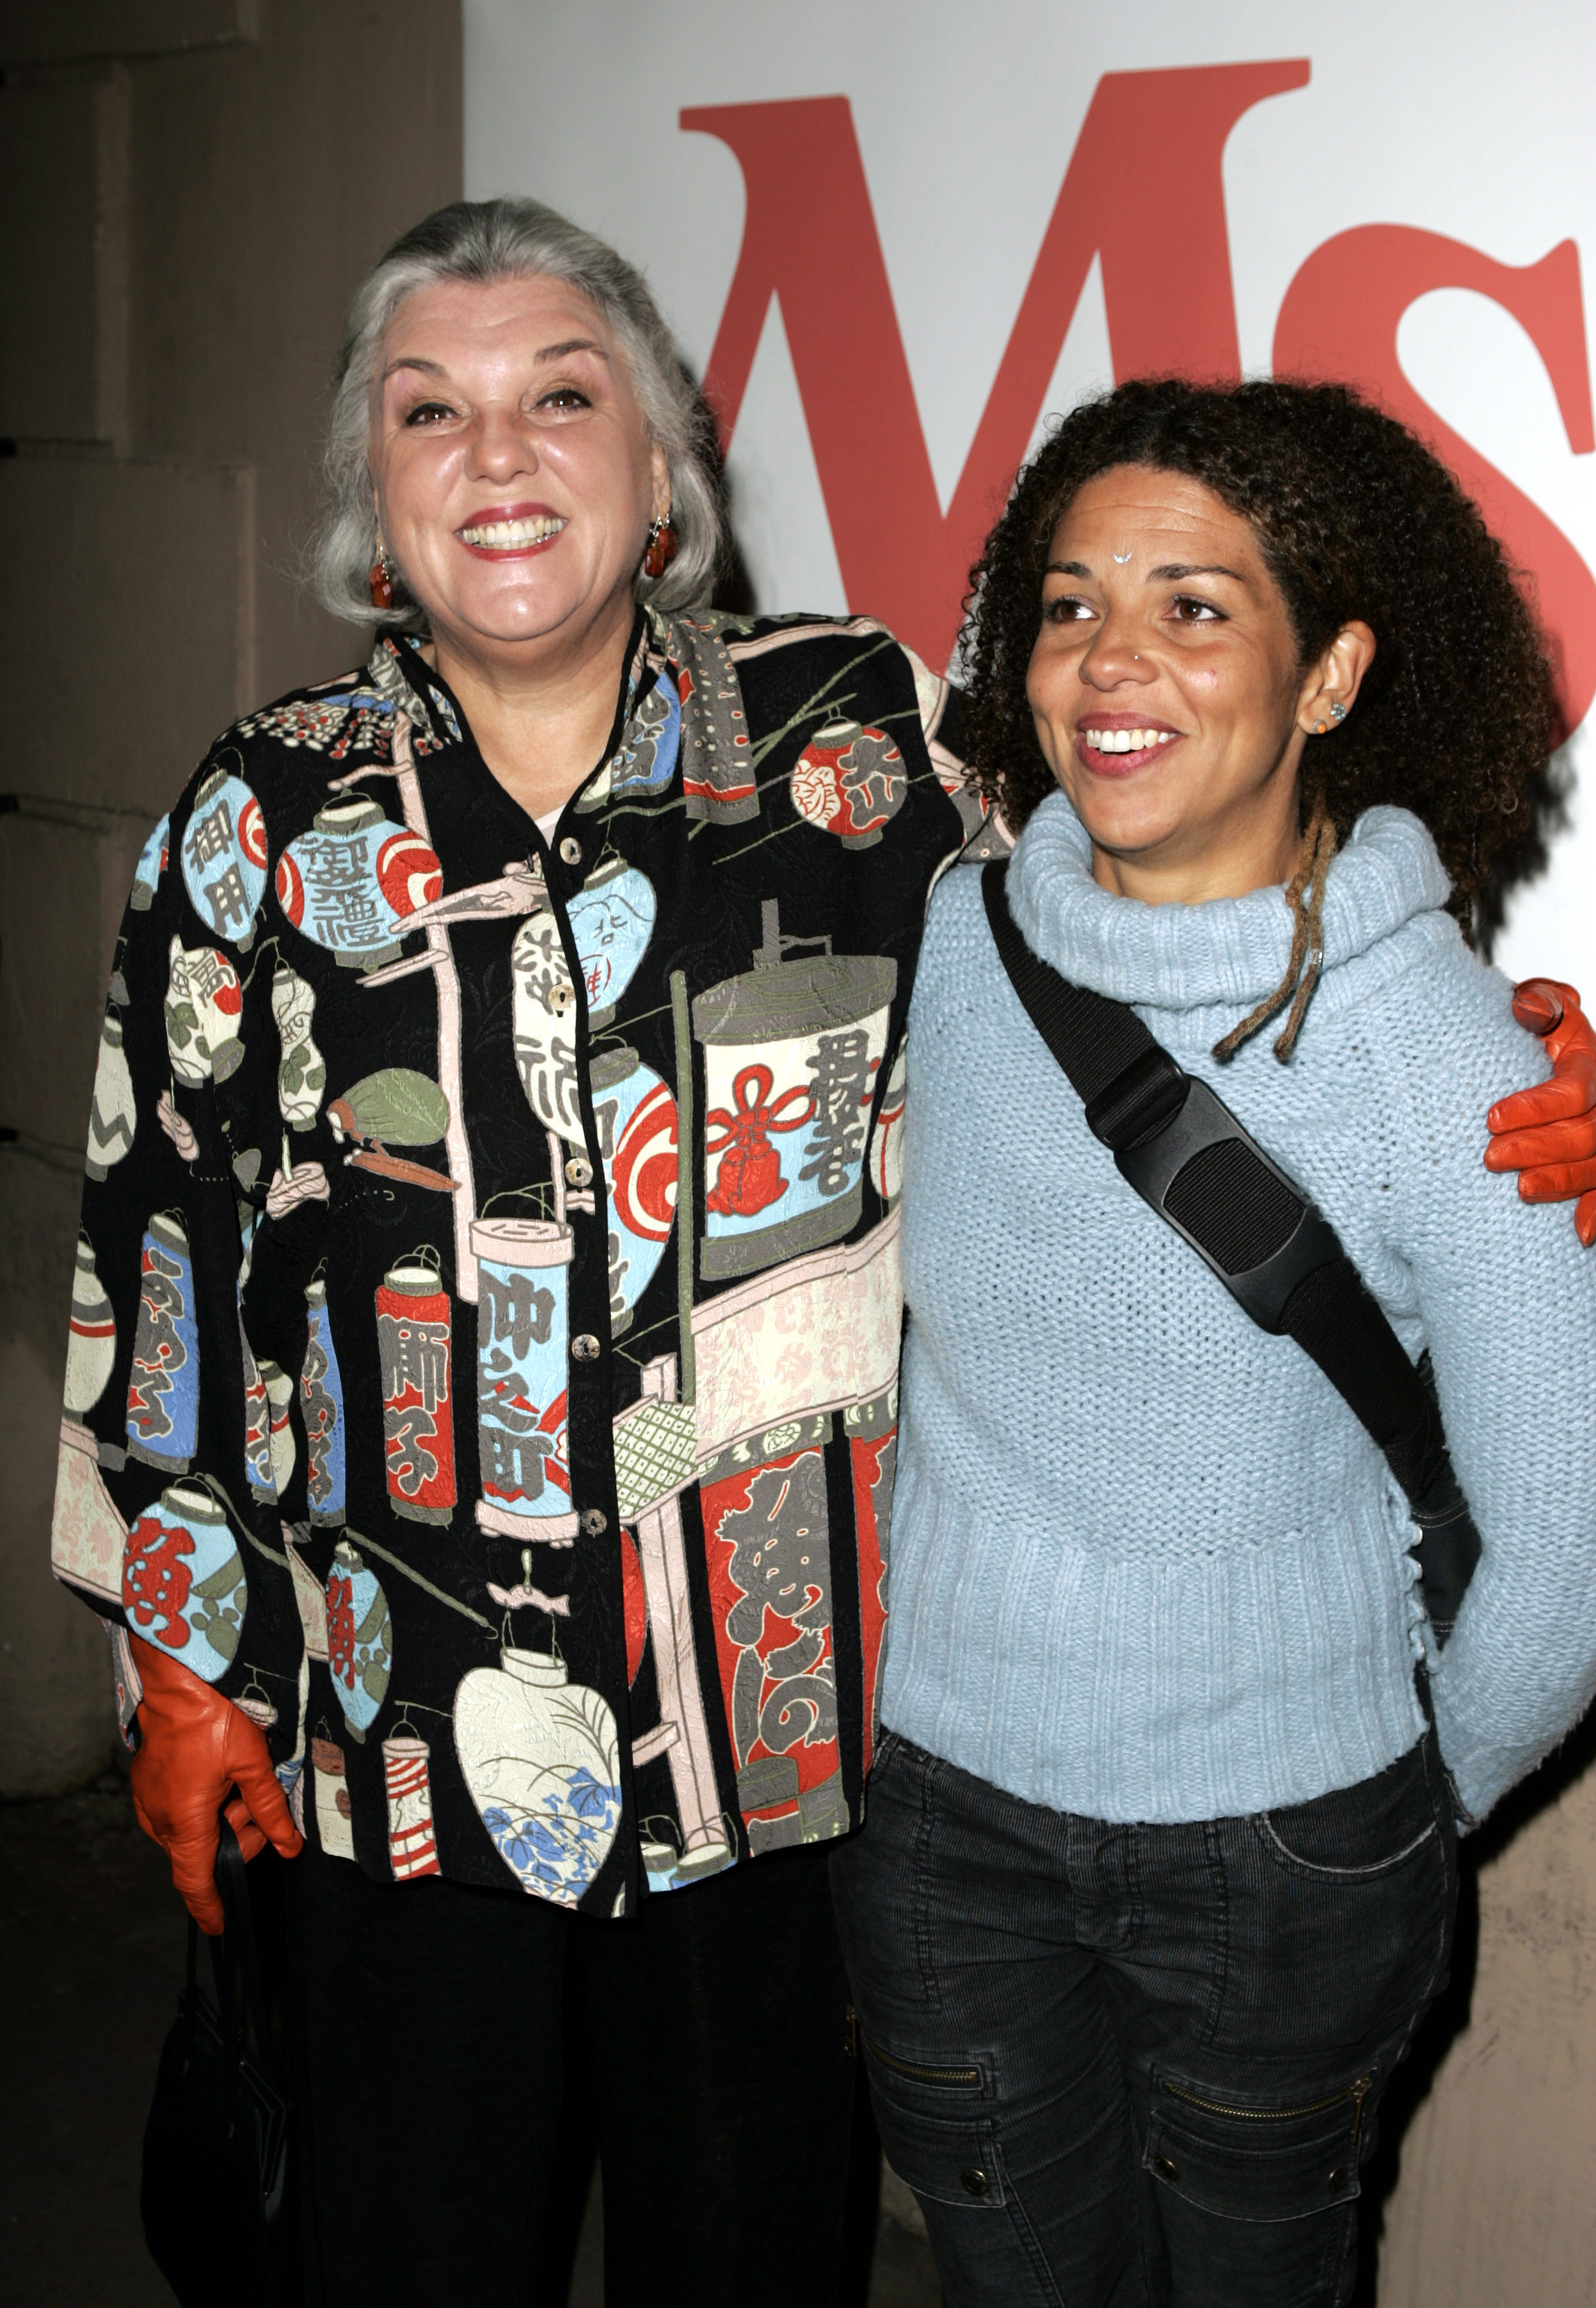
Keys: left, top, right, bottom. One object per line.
{"left": 471, "top": 1219, "right": 576, "bottom": 1542}
{"left": 568, "top": 855, "right": 657, "bottom": 1026}
{"left": 271, "top": 963, "right": 326, "bottom": 1131}
{"left": 52, "top": 1416, "right": 126, "bottom": 1605}
{"left": 64, "top": 1234, "right": 115, "bottom": 1416}
{"left": 375, "top": 1261, "right": 455, "bottom": 1523}
{"left": 277, "top": 797, "right": 440, "bottom": 972}
{"left": 125, "top": 1213, "right": 199, "bottom": 1473}
{"left": 181, "top": 767, "right": 268, "bottom": 949}
{"left": 590, "top": 1048, "right": 677, "bottom": 1332}
{"left": 375, "top": 828, "right": 445, "bottom": 917}
{"left": 241, "top": 1322, "right": 276, "bottom": 1504}
{"left": 382, "top": 1736, "right": 441, "bottom": 1879}
{"left": 165, "top": 939, "right": 245, "bottom": 1086}
{"left": 325, "top": 1537, "right": 392, "bottom": 1739}
{"left": 868, "top": 1045, "right": 908, "bottom": 1208}
{"left": 285, "top": 1530, "right": 330, "bottom": 1664}
{"left": 511, "top": 912, "right": 583, "bottom": 1142}
{"left": 311, "top": 1737, "right": 355, "bottom": 1861}
{"left": 259, "top": 1360, "right": 296, "bottom": 1497}
{"left": 789, "top": 719, "right": 907, "bottom": 849}
{"left": 613, "top": 666, "right": 681, "bottom": 798}
{"left": 122, "top": 1481, "right": 247, "bottom": 1680}
{"left": 302, "top": 1279, "right": 347, "bottom": 1528}
{"left": 454, "top": 1646, "right": 622, "bottom": 1906}
{"left": 129, "top": 814, "right": 170, "bottom": 912}
{"left": 85, "top": 1016, "right": 137, "bottom": 1180}
{"left": 693, "top": 914, "right": 898, "bottom": 1280}
{"left": 702, "top": 1443, "right": 845, "bottom": 1853}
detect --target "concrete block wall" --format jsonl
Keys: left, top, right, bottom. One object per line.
{"left": 0, "top": 0, "right": 461, "bottom": 1794}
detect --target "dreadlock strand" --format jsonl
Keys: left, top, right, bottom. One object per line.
{"left": 1211, "top": 794, "right": 1336, "bottom": 1066}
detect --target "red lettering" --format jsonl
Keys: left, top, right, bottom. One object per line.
{"left": 1274, "top": 228, "right": 1596, "bottom": 737}
{"left": 687, "top": 62, "right": 1308, "bottom": 669}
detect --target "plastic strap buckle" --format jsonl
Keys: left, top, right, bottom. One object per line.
{"left": 1116, "top": 1076, "right": 1343, "bottom": 1332}
{"left": 1083, "top": 1045, "right": 1190, "bottom": 1150}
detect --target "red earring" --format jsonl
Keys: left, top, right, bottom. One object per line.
{"left": 368, "top": 547, "right": 395, "bottom": 612}
{"left": 642, "top": 516, "right": 678, "bottom": 581}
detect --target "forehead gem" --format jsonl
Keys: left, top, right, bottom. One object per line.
{"left": 1111, "top": 549, "right": 1133, "bottom": 563}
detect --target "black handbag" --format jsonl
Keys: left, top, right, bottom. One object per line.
{"left": 141, "top": 1821, "right": 301, "bottom": 2306}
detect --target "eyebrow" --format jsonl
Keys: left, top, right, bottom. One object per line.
{"left": 537, "top": 337, "right": 609, "bottom": 364}
{"left": 1044, "top": 558, "right": 1250, "bottom": 585}
{"left": 382, "top": 338, "right": 611, "bottom": 383}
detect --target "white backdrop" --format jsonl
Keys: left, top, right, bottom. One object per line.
{"left": 466, "top": 0, "right": 1596, "bottom": 989}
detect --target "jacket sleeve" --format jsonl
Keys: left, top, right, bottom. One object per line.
{"left": 51, "top": 749, "right": 305, "bottom": 1739}
{"left": 1390, "top": 949, "right": 1596, "bottom": 1823}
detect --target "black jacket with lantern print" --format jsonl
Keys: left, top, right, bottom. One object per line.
{"left": 52, "top": 606, "right": 983, "bottom": 1916}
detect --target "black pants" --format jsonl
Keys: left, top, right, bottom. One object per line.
{"left": 831, "top": 1729, "right": 1458, "bottom": 2308}
{"left": 285, "top": 1838, "right": 858, "bottom": 2307}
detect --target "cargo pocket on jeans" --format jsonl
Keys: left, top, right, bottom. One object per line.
{"left": 1143, "top": 2067, "right": 1368, "bottom": 2221}
{"left": 856, "top": 2023, "right": 1007, "bottom": 2210}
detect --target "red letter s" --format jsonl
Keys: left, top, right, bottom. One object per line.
{"left": 1275, "top": 228, "right": 1596, "bottom": 738}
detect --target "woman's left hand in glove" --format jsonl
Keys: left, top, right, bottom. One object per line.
{"left": 1485, "top": 978, "right": 1596, "bottom": 1245}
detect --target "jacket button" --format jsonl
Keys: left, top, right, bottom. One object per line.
{"left": 1155, "top": 2155, "right": 1180, "bottom": 2183}
{"left": 1328, "top": 2167, "right": 1348, "bottom": 2193}
{"left": 578, "top": 1508, "right": 608, "bottom": 1537}
{"left": 959, "top": 2167, "right": 988, "bottom": 2199}
{"left": 565, "top": 1156, "right": 594, "bottom": 1187}
{"left": 571, "top": 1334, "right": 601, "bottom": 1363}
{"left": 558, "top": 835, "right": 583, "bottom": 867}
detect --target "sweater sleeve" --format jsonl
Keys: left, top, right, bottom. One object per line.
{"left": 1383, "top": 947, "right": 1596, "bottom": 1823}
{"left": 51, "top": 750, "right": 302, "bottom": 1723}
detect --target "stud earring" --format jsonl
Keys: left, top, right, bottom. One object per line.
{"left": 1329, "top": 700, "right": 1348, "bottom": 723}
{"left": 642, "top": 514, "right": 678, "bottom": 581}
{"left": 368, "top": 545, "right": 395, "bottom": 612}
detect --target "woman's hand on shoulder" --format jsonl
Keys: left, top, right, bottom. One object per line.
{"left": 1484, "top": 979, "right": 1596, "bottom": 1244}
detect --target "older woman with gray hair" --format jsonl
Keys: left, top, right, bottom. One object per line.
{"left": 48, "top": 195, "right": 1596, "bottom": 2303}
{"left": 49, "top": 194, "right": 976, "bottom": 2306}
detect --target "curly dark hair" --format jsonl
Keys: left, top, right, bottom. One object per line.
{"left": 961, "top": 376, "right": 1555, "bottom": 928}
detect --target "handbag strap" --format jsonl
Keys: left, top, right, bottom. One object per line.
{"left": 211, "top": 1819, "right": 279, "bottom": 2094}
{"left": 981, "top": 859, "right": 1481, "bottom": 1638}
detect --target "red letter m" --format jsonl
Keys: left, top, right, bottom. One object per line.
{"left": 688, "top": 63, "right": 1308, "bottom": 669}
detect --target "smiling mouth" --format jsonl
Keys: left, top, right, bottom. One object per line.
{"left": 457, "top": 514, "right": 568, "bottom": 551}
{"left": 1077, "top": 724, "right": 1181, "bottom": 767}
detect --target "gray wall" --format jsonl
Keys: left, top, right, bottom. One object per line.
{"left": 0, "top": 0, "right": 462, "bottom": 1793}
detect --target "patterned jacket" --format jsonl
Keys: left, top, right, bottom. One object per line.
{"left": 52, "top": 607, "right": 985, "bottom": 1915}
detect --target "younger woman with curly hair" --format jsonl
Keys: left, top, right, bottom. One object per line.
{"left": 831, "top": 378, "right": 1596, "bottom": 2307}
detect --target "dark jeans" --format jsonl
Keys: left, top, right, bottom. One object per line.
{"left": 284, "top": 1836, "right": 858, "bottom": 2308}
{"left": 831, "top": 1729, "right": 1457, "bottom": 2308}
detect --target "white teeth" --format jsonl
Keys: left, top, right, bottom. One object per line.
{"left": 1085, "top": 728, "right": 1171, "bottom": 753}
{"left": 458, "top": 515, "right": 567, "bottom": 547}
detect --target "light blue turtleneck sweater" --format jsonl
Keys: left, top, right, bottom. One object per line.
{"left": 881, "top": 792, "right": 1596, "bottom": 1827}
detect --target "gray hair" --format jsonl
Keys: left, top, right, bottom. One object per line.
{"left": 310, "top": 198, "right": 724, "bottom": 629}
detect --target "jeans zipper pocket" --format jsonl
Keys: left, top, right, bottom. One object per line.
{"left": 853, "top": 2013, "right": 980, "bottom": 2090}
{"left": 1161, "top": 2075, "right": 1371, "bottom": 2148}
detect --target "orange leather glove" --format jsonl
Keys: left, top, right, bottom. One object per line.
{"left": 128, "top": 1633, "right": 303, "bottom": 1934}
{"left": 1484, "top": 978, "right": 1596, "bottom": 1246}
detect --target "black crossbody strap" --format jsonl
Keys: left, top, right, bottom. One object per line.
{"left": 982, "top": 861, "right": 1480, "bottom": 1639}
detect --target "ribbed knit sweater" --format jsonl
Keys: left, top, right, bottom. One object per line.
{"left": 882, "top": 792, "right": 1596, "bottom": 1826}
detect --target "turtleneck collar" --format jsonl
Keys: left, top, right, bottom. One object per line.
{"left": 1004, "top": 786, "right": 1454, "bottom": 1019}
